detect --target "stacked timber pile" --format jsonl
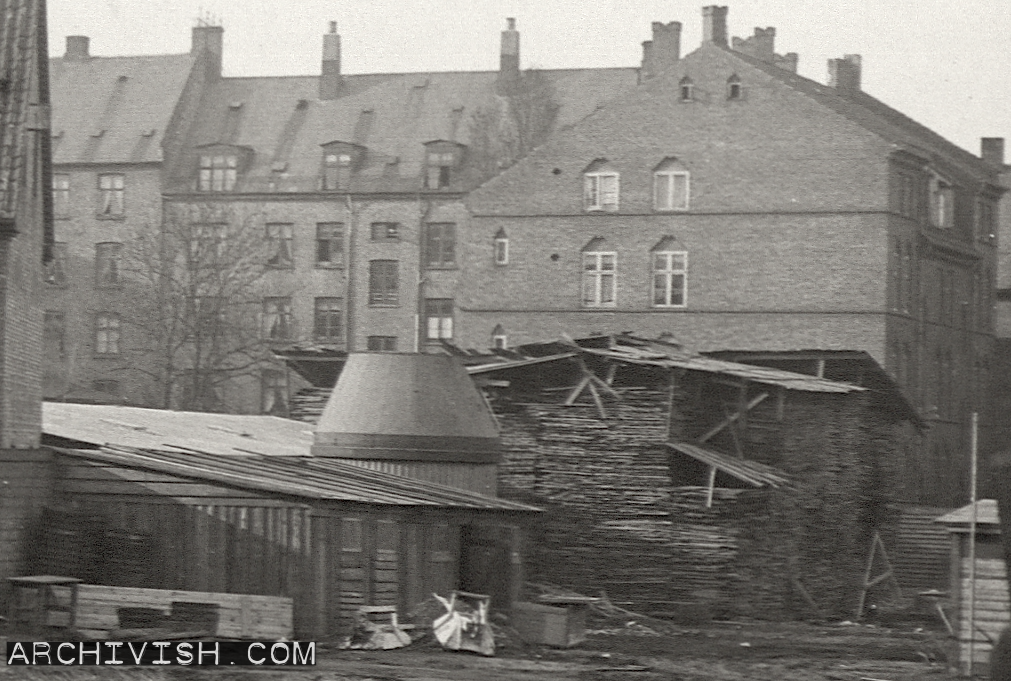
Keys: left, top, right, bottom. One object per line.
{"left": 289, "top": 388, "right": 331, "bottom": 424}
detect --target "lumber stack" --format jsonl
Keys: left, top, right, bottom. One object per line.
{"left": 289, "top": 387, "right": 331, "bottom": 424}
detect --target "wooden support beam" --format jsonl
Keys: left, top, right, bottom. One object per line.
{"left": 604, "top": 362, "right": 618, "bottom": 386}
{"left": 586, "top": 380, "right": 607, "bottom": 420}
{"left": 578, "top": 358, "right": 620, "bottom": 399}
{"left": 704, "top": 466, "right": 717, "bottom": 508}
{"left": 564, "top": 376, "right": 591, "bottom": 405}
{"left": 815, "top": 359, "right": 825, "bottom": 378}
{"left": 723, "top": 404, "right": 745, "bottom": 458}
{"left": 698, "top": 393, "right": 769, "bottom": 443}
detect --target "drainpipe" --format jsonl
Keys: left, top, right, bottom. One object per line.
{"left": 344, "top": 195, "right": 356, "bottom": 353}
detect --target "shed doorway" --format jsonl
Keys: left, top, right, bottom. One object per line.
{"left": 458, "top": 524, "right": 515, "bottom": 611}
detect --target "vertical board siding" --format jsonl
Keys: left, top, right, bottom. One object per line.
{"left": 958, "top": 557, "right": 1010, "bottom": 673}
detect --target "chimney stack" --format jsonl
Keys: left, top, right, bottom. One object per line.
{"left": 828, "top": 54, "right": 861, "bottom": 94}
{"left": 702, "top": 6, "right": 728, "bottom": 46}
{"left": 191, "top": 24, "right": 223, "bottom": 78}
{"left": 982, "top": 138, "right": 1006, "bottom": 167}
{"left": 641, "top": 21, "right": 682, "bottom": 80}
{"left": 320, "top": 21, "right": 344, "bottom": 100}
{"left": 731, "top": 27, "right": 774, "bottom": 62}
{"left": 498, "top": 18, "right": 520, "bottom": 91}
{"left": 64, "top": 35, "right": 90, "bottom": 60}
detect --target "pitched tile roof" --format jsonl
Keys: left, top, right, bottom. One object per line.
{"left": 49, "top": 53, "right": 196, "bottom": 164}
{"left": 170, "top": 67, "right": 638, "bottom": 193}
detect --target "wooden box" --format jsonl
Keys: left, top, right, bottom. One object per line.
{"left": 512, "top": 601, "right": 589, "bottom": 648}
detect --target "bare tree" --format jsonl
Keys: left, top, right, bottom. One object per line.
{"left": 122, "top": 204, "right": 277, "bottom": 411}
{"left": 469, "top": 69, "right": 560, "bottom": 182}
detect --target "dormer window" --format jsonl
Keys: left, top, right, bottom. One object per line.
{"left": 653, "top": 158, "right": 690, "bottom": 211}
{"left": 321, "top": 141, "right": 364, "bottom": 191}
{"left": 196, "top": 144, "right": 251, "bottom": 192}
{"left": 679, "top": 77, "right": 694, "bottom": 101}
{"left": 199, "top": 154, "right": 237, "bottom": 192}
{"left": 727, "top": 74, "right": 742, "bottom": 100}
{"left": 423, "top": 140, "right": 465, "bottom": 190}
{"left": 583, "top": 160, "right": 619, "bottom": 212}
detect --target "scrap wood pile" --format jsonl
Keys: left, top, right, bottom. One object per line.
{"left": 526, "top": 582, "right": 677, "bottom": 638}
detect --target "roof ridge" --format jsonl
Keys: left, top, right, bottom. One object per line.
{"left": 717, "top": 44, "right": 989, "bottom": 175}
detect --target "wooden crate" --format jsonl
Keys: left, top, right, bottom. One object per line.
{"left": 74, "top": 584, "right": 293, "bottom": 640}
{"left": 512, "top": 601, "right": 588, "bottom": 648}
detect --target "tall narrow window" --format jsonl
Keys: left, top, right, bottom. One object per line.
{"left": 582, "top": 250, "right": 617, "bottom": 307}
{"left": 493, "top": 228, "right": 509, "bottom": 265}
{"left": 425, "top": 152, "right": 454, "bottom": 189}
{"left": 199, "top": 154, "right": 237, "bottom": 191}
{"left": 52, "top": 174, "right": 70, "bottom": 217}
{"left": 261, "top": 368, "right": 288, "bottom": 416}
{"left": 45, "top": 242, "right": 68, "bottom": 286}
{"left": 583, "top": 160, "right": 619, "bottom": 212}
{"left": 95, "top": 313, "right": 121, "bottom": 356}
{"left": 368, "top": 260, "right": 399, "bottom": 305}
{"left": 262, "top": 297, "right": 293, "bottom": 340}
{"left": 266, "top": 223, "right": 293, "bottom": 268}
{"left": 727, "top": 74, "right": 742, "bottom": 100}
{"left": 95, "top": 242, "right": 122, "bottom": 288}
{"left": 98, "top": 173, "right": 124, "bottom": 216}
{"left": 43, "top": 311, "right": 66, "bottom": 359}
{"left": 424, "top": 223, "right": 456, "bottom": 268}
{"left": 313, "top": 297, "right": 343, "bottom": 341}
{"left": 652, "top": 250, "right": 687, "bottom": 307}
{"left": 424, "top": 299, "right": 454, "bottom": 341}
{"left": 315, "top": 222, "right": 344, "bottom": 266}
{"left": 931, "top": 175, "right": 954, "bottom": 228}
{"left": 653, "top": 158, "right": 690, "bottom": 211}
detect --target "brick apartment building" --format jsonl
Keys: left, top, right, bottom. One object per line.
{"left": 43, "top": 27, "right": 220, "bottom": 407}
{"left": 458, "top": 6, "right": 1005, "bottom": 506}
{"left": 0, "top": 0, "right": 56, "bottom": 583}
{"left": 157, "top": 20, "right": 637, "bottom": 413}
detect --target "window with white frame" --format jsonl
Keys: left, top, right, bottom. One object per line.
{"left": 262, "top": 297, "right": 293, "bottom": 340}
{"left": 199, "top": 154, "right": 238, "bottom": 191}
{"left": 266, "top": 223, "right": 293, "bottom": 267}
{"left": 494, "top": 228, "right": 509, "bottom": 265}
{"left": 313, "top": 297, "right": 343, "bottom": 342}
{"left": 52, "top": 174, "right": 70, "bottom": 217}
{"left": 95, "top": 313, "right": 121, "bottom": 355}
{"left": 98, "top": 173, "right": 124, "bottom": 216}
{"left": 652, "top": 250, "right": 687, "bottom": 307}
{"left": 583, "top": 160, "right": 619, "bottom": 212}
{"left": 653, "top": 158, "right": 690, "bottom": 211}
{"left": 424, "top": 298, "right": 454, "bottom": 341}
{"left": 582, "top": 249, "right": 617, "bottom": 307}
{"left": 322, "top": 151, "right": 352, "bottom": 190}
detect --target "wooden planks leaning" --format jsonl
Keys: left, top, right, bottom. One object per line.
{"left": 74, "top": 584, "right": 293, "bottom": 640}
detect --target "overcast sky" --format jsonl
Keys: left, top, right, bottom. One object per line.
{"left": 47, "top": 0, "right": 1011, "bottom": 158}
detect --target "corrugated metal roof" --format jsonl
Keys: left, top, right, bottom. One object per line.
{"left": 43, "top": 402, "right": 314, "bottom": 457}
{"left": 667, "top": 442, "right": 789, "bottom": 488}
{"left": 51, "top": 445, "right": 540, "bottom": 512}
{"left": 936, "top": 499, "right": 1000, "bottom": 528}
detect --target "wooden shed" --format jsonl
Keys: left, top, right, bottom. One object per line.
{"left": 38, "top": 404, "right": 538, "bottom": 639}
{"left": 936, "top": 500, "right": 1009, "bottom": 676}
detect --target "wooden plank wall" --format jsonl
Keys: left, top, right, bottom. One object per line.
{"left": 958, "top": 557, "right": 1009, "bottom": 672}
{"left": 53, "top": 455, "right": 522, "bottom": 639}
{"left": 888, "top": 504, "right": 953, "bottom": 592}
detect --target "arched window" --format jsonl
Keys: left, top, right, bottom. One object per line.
{"left": 653, "top": 157, "right": 690, "bottom": 211}
{"left": 727, "top": 74, "right": 742, "bottom": 100}
{"left": 583, "top": 159, "right": 619, "bottom": 212}
{"left": 679, "top": 76, "right": 694, "bottom": 101}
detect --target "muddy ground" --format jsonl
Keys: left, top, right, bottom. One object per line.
{"left": 0, "top": 614, "right": 969, "bottom": 680}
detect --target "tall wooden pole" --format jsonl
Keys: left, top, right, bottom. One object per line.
{"left": 968, "top": 411, "right": 979, "bottom": 677}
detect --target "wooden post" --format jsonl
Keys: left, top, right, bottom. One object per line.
{"left": 968, "top": 411, "right": 979, "bottom": 678}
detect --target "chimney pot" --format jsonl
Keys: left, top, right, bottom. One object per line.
{"left": 982, "top": 138, "right": 1005, "bottom": 167}
{"left": 64, "top": 35, "right": 90, "bottom": 60}
{"left": 702, "top": 6, "right": 728, "bottom": 46}
{"left": 329, "top": 21, "right": 337, "bottom": 33}
{"left": 507, "top": 17, "right": 516, "bottom": 30}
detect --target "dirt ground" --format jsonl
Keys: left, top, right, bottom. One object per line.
{"left": 0, "top": 614, "right": 970, "bottom": 681}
